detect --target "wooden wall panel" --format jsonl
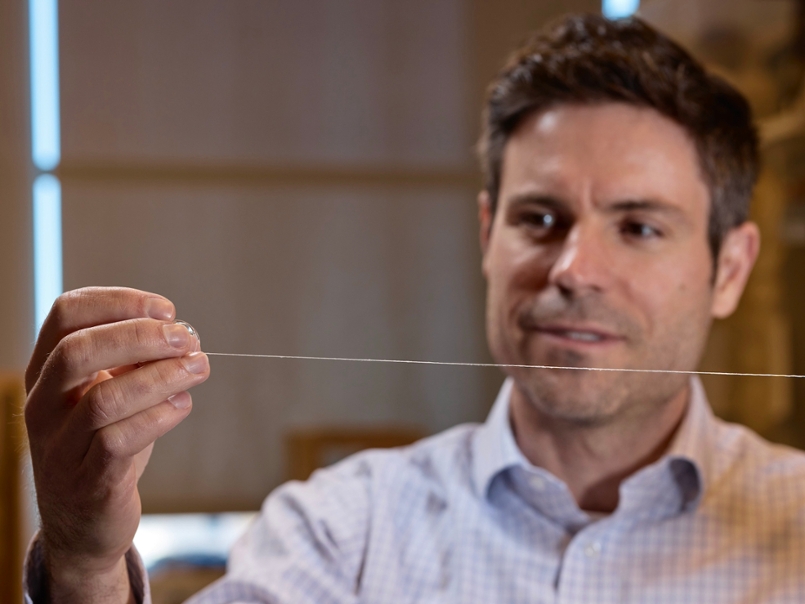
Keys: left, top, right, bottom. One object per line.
{"left": 468, "top": 0, "right": 600, "bottom": 121}
{"left": 0, "top": 0, "right": 34, "bottom": 371}
{"left": 56, "top": 0, "right": 494, "bottom": 512}
{"left": 61, "top": 181, "right": 499, "bottom": 511}
{"left": 0, "top": 375, "right": 25, "bottom": 604}
{"left": 60, "top": 0, "right": 471, "bottom": 168}
{"left": 0, "top": 0, "right": 34, "bottom": 598}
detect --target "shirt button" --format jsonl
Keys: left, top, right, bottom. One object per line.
{"left": 584, "top": 541, "right": 602, "bottom": 557}
{"left": 528, "top": 475, "right": 546, "bottom": 491}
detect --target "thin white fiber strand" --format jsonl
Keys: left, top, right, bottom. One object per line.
{"left": 204, "top": 352, "right": 805, "bottom": 379}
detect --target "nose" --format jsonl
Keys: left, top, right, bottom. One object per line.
{"left": 547, "top": 221, "right": 611, "bottom": 295}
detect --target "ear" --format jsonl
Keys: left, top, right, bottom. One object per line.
{"left": 711, "top": 221, "right": 761, "bottom": 319}
{"left": 478, "top": 191, "right": 494, "bottom": 277}
{"left": 478, "top": 190, "right": 493, "bottom": 256}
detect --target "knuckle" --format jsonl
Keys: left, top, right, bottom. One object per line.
{"left": 49, "top": 291, "right": 72, "bottom": 317}
{"left": 49, "top": 290, "right": 82, "bottom": 329}
{"left": 50, "top": 287, "right": 107, "bottom": 329}
{"left": 84, "top": 390, "right": 111, "bottom": 429}
{"left": 86, "top": 374, "right": 152, "bottom": 430}
{"left": 130, "top": 318, "right": 157, "bottom": 348}
{"left": 95, "top": 426, "right": 126, "bottom": 460}
{"left": 50, "top": 333, "right": 87, "bottom": 376}
{"left": 153, "top": 358, "right": 183, "bottom": 387}
{"left": 84, "top": 382, "right": 120, "bottom": 428}
{"left": 134, "top": 292, "right": 154, "bottom": 318}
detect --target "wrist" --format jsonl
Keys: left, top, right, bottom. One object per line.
{"left": 43, "top": 545, "right": 134, "bottom": 604}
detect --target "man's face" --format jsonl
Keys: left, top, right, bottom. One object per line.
{"left": 480, "top": 103, "right": 756, "bottom": 424}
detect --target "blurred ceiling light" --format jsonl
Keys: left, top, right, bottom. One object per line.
{"left": 603, "top": 0, "right": 640, "bottom": 20}
{"left": 32, "top": 175, "right": 62, "bottom": 331}
{"left": 29, "top": 0, "right": 63, "bottom": 333}
{"left": 29, "top": 0, "right": 60, "bottom": 171}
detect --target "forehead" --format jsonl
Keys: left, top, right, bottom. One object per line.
{"left": 500, "top": 103, "right": 710, "bottom": 215}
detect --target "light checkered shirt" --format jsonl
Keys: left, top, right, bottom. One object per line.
{"left": 25, "top": 377, "right": 805, "bottom": 603}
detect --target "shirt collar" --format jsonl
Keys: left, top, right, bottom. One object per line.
{"left": 651, "top": 375, "right": 714, "bottom": 509}
{"left": 471, "top": 375, "right": 715, "bottom": 513}
{"left": 471, "top": 377, "right": 521, "bottom": 498}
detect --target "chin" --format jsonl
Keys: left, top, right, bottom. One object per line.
{"left": 514, "top": 368, "right": 627, "bottom": 425}
{"left": 511, "top": 365, "right": 689, "bottom": 427}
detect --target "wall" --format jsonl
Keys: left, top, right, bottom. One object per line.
{"left": 61, "top": 0, "right": 795, "bottom": 513}
{"left": 0, "top": 0, "right": 34, "bottom": 369}
{"left": 0, "top": 0, "right": 33, "bottom": 599}
{"left": 57, "top": 0, "right": 505, "bottom": 512}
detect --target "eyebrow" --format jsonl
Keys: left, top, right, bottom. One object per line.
{"left": 506, "top": 193, "right": 569, "bottom": 212}
{"left": 506, "top": 193, "right": 687, "bottom": 219}
{"left": 605, "top": 199, "right": 687, "bottom": 217}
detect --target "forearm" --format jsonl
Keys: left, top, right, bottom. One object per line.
{"left": 25, "top": 535, "right": 145, "bottom": 604}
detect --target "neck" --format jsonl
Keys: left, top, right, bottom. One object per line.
{"left": 509, "top": 382, "right": 690, "bottom": 513}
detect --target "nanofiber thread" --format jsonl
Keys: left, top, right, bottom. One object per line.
{"left": 204, "top": 351, "right": 805, "bottom": 379}
{"left": 175, "top": 320, "right": 805, "bottom": 379}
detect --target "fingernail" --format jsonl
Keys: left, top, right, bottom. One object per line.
{"left": 163, "top": 323, "right": 190, "bottom": 348}
{"left": 146, "top": 297, "right": 175, "bottom": 321}
{"left": 168, "top": 392, "right": 192, "bottom": 409}
{"left": 182, "top": 352, "right": 209, "bottom": 374}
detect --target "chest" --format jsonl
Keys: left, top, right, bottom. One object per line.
{"left": 356, "top": 496, "right": 805, "bottom": 604}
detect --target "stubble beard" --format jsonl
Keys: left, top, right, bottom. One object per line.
{"left": 509, "top": 363, "right": 689, "bottom": 427}
{"left": 487, "top": 288, "right": 704, "bottom": 427}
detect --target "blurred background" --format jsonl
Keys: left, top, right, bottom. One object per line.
{"left": 2, "top": 0, "right": 805, "bottom": 601}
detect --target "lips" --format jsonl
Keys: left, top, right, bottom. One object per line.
{"left": 533, "top": 324, "right": 622, "bottom": 344}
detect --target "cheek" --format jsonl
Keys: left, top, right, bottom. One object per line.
{"left": 488, "top": 233, "right": 553, "bottom": 291}
{"left": 624, "top": 257, "right": 713, "bottom": 337}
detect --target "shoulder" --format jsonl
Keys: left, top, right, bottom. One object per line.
{"left": 268, "top": 422, "right": 481, "bottom": 513}
{"left": 707, "top": 418, "right": 805, "bottom": 521}
{"left": 713, "top": 418, "right": 805, "bottom": 479}
{"left": 242, "top": 424, "right": 480, "bottom": 562}
{"left": 316, "top": 422, "right": 481, "bottom": 495}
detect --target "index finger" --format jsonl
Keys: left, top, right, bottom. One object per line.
{"left": 26, "top": 287, "right": 176, "bottom": 392}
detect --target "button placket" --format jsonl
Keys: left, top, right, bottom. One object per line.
{"left": 555, "top": 526, "right": 615, "bottom": 603}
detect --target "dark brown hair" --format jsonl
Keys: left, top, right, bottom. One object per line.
{"left": 477, "top": 13, "right": 759, "bottom": 258}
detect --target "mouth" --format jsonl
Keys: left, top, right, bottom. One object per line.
{"left": 533, "top": 324, "right": 623, "bottom": 346}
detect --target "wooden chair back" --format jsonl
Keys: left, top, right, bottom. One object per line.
{"left": 0, "top": 374, "right": 25, "bottom": 604}
{"left": 285, "top": 427, "right": 425, "bottom": 481}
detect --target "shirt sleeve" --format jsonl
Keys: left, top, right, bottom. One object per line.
{"left": 22, "top": 531, "right": 151, "bottom": 604}
{"left": 185, "top": 456, "right": 373, "bottom": 604}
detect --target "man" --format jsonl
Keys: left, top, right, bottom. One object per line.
{"left": 23, "top": 13, "right": 805, "bottom": 603}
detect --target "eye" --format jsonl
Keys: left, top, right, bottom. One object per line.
{"left": 621, "top": 220, "right": 662, "bottom": 239}
{"left": 506, "top": 203, "right": 569, "bottom": 241}
{"left": 521, "top": 210, "right": 556, "bottom": 230}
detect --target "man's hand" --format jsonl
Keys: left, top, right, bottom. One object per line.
{"left": 24, "top": 287, "right": 211, "bottom": 603}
